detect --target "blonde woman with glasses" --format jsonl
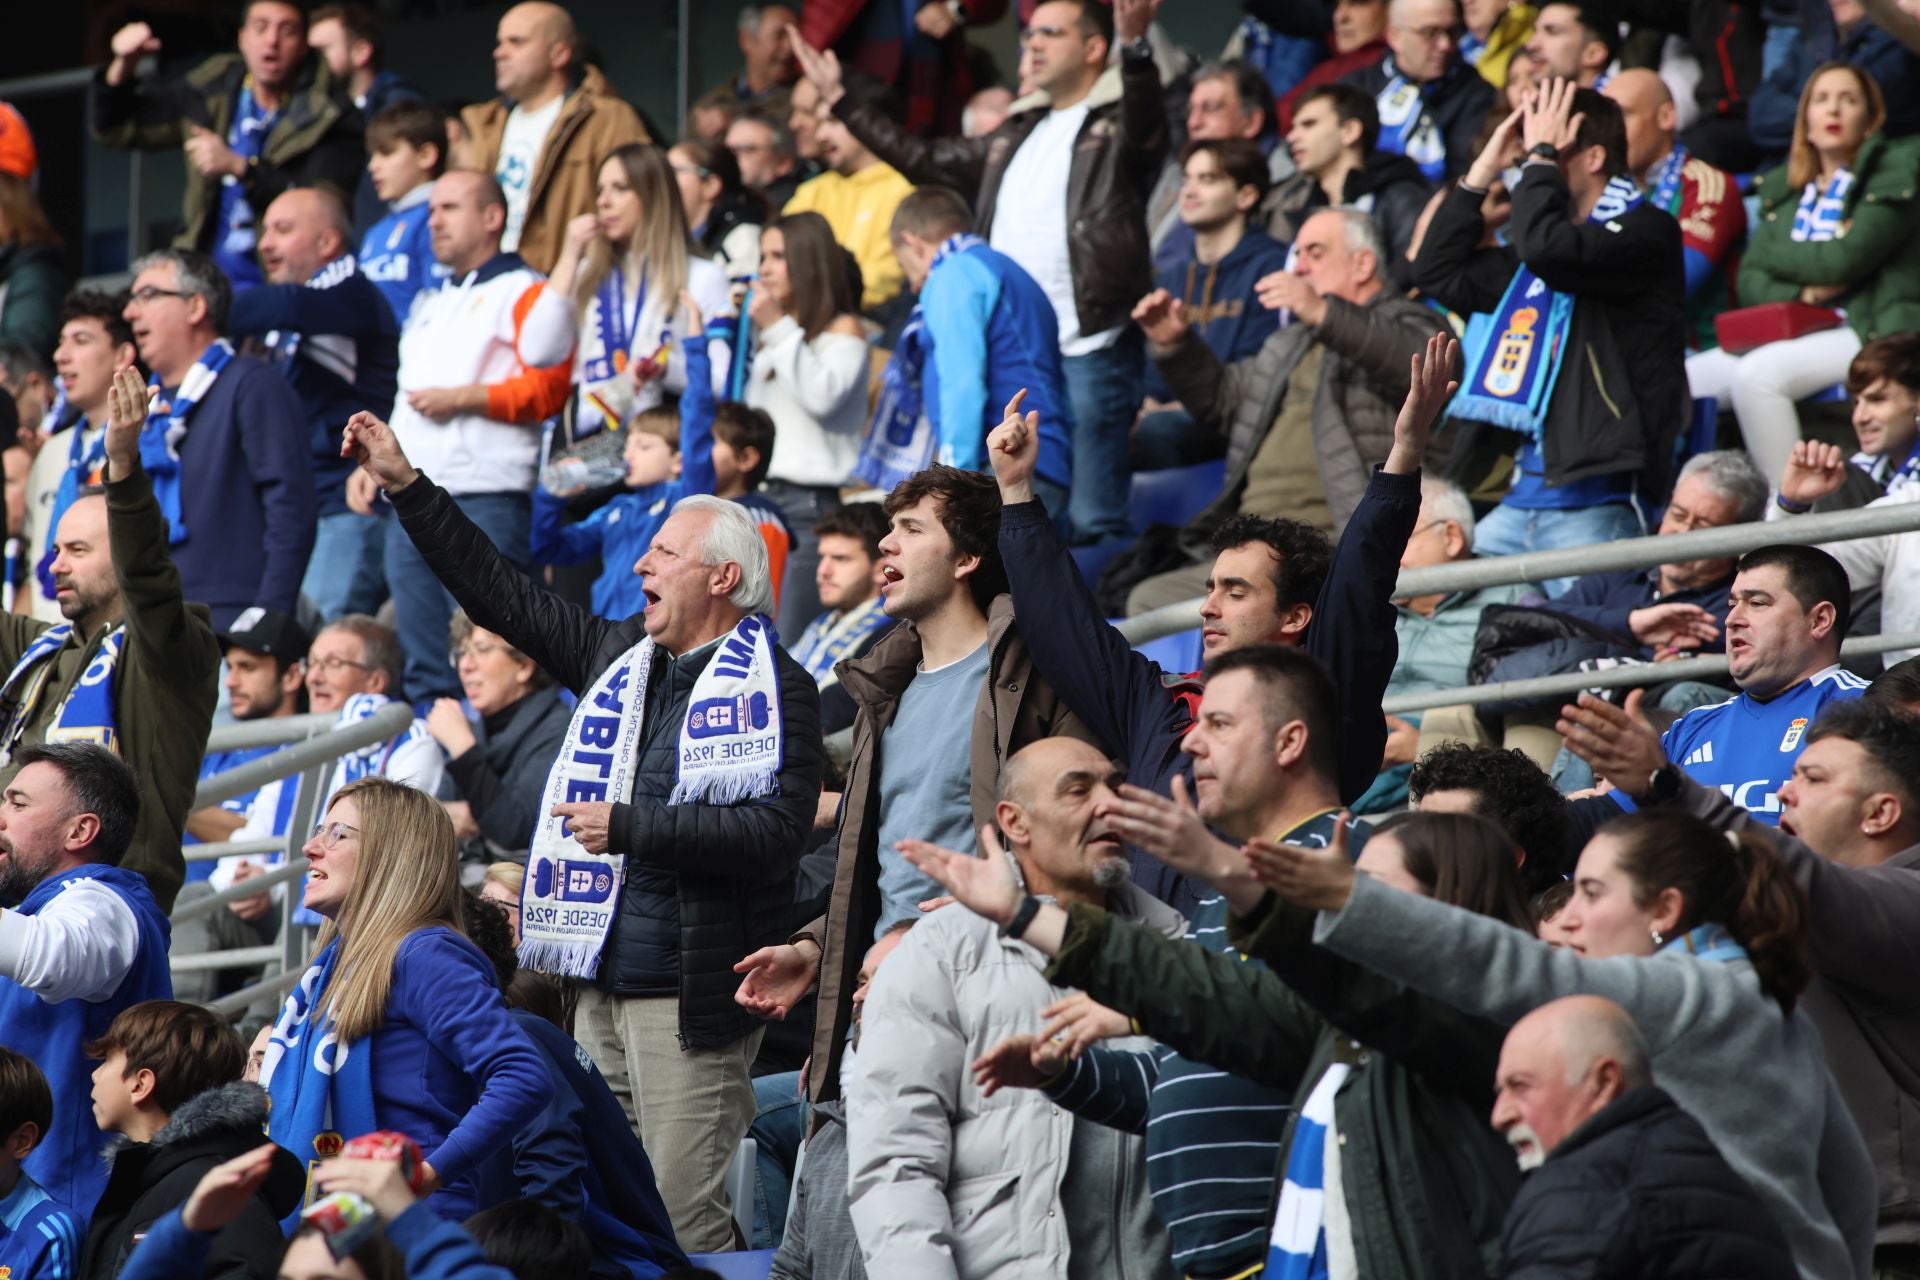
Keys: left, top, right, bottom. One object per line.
{"left": 259, "top": 777, "right": 547, "bottom": 1223}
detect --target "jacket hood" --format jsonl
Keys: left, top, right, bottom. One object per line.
{"left": 115, "top": 1082, "right": 270, "bottom": 1159}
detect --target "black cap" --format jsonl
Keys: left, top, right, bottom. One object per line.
{"left": 217, "top": 606, "right": 312, "bottom": 662}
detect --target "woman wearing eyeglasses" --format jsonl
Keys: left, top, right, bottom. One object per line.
{"left": 424, "top": 611, "right": 569, "bottom": 865}
{"left": 260, "top": 777, "right": 546, "bottom": 1224}
{"left": 668, "top": 137, "right": 766, "bottom": 283}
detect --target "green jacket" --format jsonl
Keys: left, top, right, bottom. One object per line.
{"left": 89, "top": 52, "right": 364, "bottom": 257}
{"left": 0, "top": 243, "right": 67, "bottom": 358}
{"left": 1739, "top": 132, "right": 1920, "bottom": 343}
{"left": 0, "top": 467, "right": 220, "bottom": 912}
{"left": 1047, "top": 896, "right": 1518, "bottom": 1280}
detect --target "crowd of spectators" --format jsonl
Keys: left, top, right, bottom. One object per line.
{"left": 4, "top": 0, "right": 1920, "bottom": 1276}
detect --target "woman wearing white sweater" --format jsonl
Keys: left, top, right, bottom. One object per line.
{"left": 746, "top": 210, "right": 869, "bottom": 637}
{"left": 519, "top": 142, "right": 732, "bottom": 438}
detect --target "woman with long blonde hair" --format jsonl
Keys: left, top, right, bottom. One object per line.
{"left": 260, "top": 777, "right": 546, "bottom": 1222}
{"left": 518, "top": 142, "right": 734, "bottom": 436}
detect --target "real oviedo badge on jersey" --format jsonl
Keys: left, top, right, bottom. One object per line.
{"left": 1780, "top": 717, "right": 1809, "bottom": 753}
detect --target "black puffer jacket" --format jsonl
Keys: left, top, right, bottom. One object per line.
{"left": 392, "top": 476, "right": 823, "bottom": 1049}
{"left": 78, "top": 1083, "right": 304, "bottom": 1280}
{"left": 1499, "top": 1086, "right": 1799, "bottom": 1279}
{"left": 1339, "top": 58, "right": 1496, "bottom": 181}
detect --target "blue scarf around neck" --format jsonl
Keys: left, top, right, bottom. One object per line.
{"left": 142, "top": 338, "right": 236, "bottom": 545}
{"left": 1792, "top": 168, "right": 1853, "bottom": 243}
{"left": 34, "top": 416, "right": 106, "bottom": 603}
{"left": 1452, "top": 174, "right": 1644, "bottom": 436}
{"left": 0, "top": 623, "right": 125, "bottom": 764}
{"left": 1374, "top": 58, "right": 1448, "bottom": 182}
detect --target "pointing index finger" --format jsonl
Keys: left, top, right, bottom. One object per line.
{"left": 1003, "top": 388, "right": 1027, "bottom": 421}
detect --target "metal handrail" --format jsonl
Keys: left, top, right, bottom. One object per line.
{"left": 1116, "top": 499, "right": 1920, "bottom": 645}
{"left": 205, "top": 712, "right": 342, "bottom": 753}
{"left": 204, "top": 967, "right": 306, "bottom": 1018}
{"left": 1380, "top": 631, "right": 1920, "bottom": 715}
{"left": 170, "top": 857, "right": 310, "bottom": 923}
{"left": 182, "top": 836, "right": 291, "bottom": 864}
{"left": 194, "top": 703, "right": 412, "bottom": 809}
{"left": 172, "top": 945, "right": 282, "bottom": 973}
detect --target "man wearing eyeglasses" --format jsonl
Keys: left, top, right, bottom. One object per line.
{"left": 1339, "top": 0, "right": 1495, "bottom": 181}
{"left": 303, "top": 615, "right": 448, "bottom": 805}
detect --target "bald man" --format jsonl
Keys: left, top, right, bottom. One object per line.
{"left": 1604, "top": 68, "right": 1744, "bottom": 353}
{"left": 228, "top": 186, "right": 401, "bottom": 620}
{"left": 1493, "top": 995, "right": 1797, "bottom": 1278}
{"left": 454, "top": 1, "right": 648, "bottom": 271}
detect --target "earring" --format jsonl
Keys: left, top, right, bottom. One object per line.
{"left": 1650, "top": 927, "right": 1665, "bottom": 947}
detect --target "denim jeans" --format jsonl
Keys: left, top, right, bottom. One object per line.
{"left": 385, "top": 490, "right": 532, "bottom": 701}
{"left": 748, "top": 1069, "right": 807, "bottom": 1249}
{"left": 301, "top": 509, "right": 389, "bottom": 623}
{"left": 1131, "top": 406, "right": 1224, "bottom": 471}
{"left": 1473, "top": 501, "right": 1646, "bottom": 597}
{"left": 1062, "top": 330, "right": 1145, "bottom": 544}
{"left": 762, "top": 481, "right": 840, "bottom": 644}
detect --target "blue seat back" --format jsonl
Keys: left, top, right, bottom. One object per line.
{"left": 685, "top": 1249, "right": 777, "bottom": 1280}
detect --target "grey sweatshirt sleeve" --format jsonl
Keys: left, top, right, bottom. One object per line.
{"left": 1311, "top": 874, "right": 1703, "bottom": 1052}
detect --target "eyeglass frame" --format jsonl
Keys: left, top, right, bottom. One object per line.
{"left": 309, "top": 820, "right": 360, "bottom": 849}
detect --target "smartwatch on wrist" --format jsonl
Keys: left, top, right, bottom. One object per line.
{"left": 1645, "top": 764, "right": 1684, "bottom": 806}
{"left": 1526, "top": 142, "right": 1559, "bottom": 162}
{"left": 1000, "top": 895, "right": 1043, "bottom": 941}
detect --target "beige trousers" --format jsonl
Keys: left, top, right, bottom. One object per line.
{"left": 573, "top": 987, "right": 764, "bottom": 1253}
{"left": 1415, "top": 702, "right": 1564, "bottom": 773}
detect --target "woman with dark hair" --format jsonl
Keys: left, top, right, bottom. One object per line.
{"left": 0, "top": 172, "right": 66, "bottom": 356}
{"left": 1252, "top": 807, "right": 1874, "bottom": 1280}
{"left": 746, "top": 210, "right": 868, "bottom": 636}
{"left": 1689, "top": 61, "right": 1920, "bottom": 482}
{"left": 519, "top": 142, "right": 733, "bottom": 435}
{"left": 926, "top": 811, "right": 1536, "bottom": 1279}
{"left": 425, "top": 610, "right": 569, "bottom": 865}
{"left": 668, "top": 137, "right": 765, "bottom": 281}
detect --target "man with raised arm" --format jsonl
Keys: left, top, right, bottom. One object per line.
{"left": 990, "top": 333, "right": 1457, "bottom": 912}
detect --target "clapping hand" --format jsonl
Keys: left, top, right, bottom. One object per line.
{"left": 896, "top": 824, "right": 1024, "bottom": 927}
{"left": 734, "top": 940, "right": 821, "bottom": 1020}
{"left": 1626, "top": 602, "right": 1720, "bottom": 656}
{"left": 972, "top": 1033, "right": 1065, "bottom": 1096}
{"left": 1037, "top": 992, "right": 1132, "bottom": 1060}
{"left": 1243, "top": 812, "right": 1358, "bottom": 911}
{"left": 1779, "top": 440, "right": 1848, "bottom": 509}
{"left": 1555, "top": 690, "right": 1669, "bottom": 801}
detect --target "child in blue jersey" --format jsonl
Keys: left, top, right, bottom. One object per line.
{"left": 0, "top": 1049, "right": 80, "bottom": 1280}
{"left": 360, "top": 101, "right": 450, "bottom": 326}
{"left": 709, "top": 402, "right": 792, "bottom": 617}
{"left": 530, "top": 298, "right": 731, "bottom": 620}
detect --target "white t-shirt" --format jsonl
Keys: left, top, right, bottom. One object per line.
{"left": 497, "top": 95, "right": 565, "bottom": 252}
{"left": 987, "top": 102, "right": 1118, "bottom": 355}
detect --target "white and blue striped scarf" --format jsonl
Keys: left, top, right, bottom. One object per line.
{"left": 142, "top": 338, "right": 235, "bottom": 546}
{"left": 0, "top": 623, "right": 124, "bottom": 765}
{"left": 1791, "top": 168, "right": 1853, "bottom": 243}
{"left": 1264, "top": 1061, "right": 1352, "bottom": 1279}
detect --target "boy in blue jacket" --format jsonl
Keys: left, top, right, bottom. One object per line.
{"left": 359, "top": 101, "right": 449, "bottom": 326}
{"left": 0, "top": 1049, "right": 80, "bottom": 1279}
{"left": 885, "top": 186, "right": 1075, "bottom": 515}
{"left": 530, "top": 297, "right": 719, "bottom": 620}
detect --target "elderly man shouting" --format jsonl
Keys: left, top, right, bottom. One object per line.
{"left": 340, "top": 409, "right": 823, "bottom": 1253}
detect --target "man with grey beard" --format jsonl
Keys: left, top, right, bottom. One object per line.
{"left": 1492, "top": 995, "right": 1796, "bottom": 1278}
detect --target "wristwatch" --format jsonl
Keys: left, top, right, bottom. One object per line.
{"left": 1526, "top": 141, "right": 1559, "bottom": 162}
{"left": 1120, "top": 35, "right": 1153, "bottom": 61}
{"left": 1000, "top": 895, "right": 1043, "bottom": 941}
{"left": 1645, "top": 763, "right": 1684, "bottom": 805}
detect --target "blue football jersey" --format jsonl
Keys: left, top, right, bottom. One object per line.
{"left": 1656, "top": 665, "right": 1870, "bottom": 823}
{"left": 359, "top": 194, "right": 444, "bottom": 326}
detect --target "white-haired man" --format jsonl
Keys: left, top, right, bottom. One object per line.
{"left": 339, "top": 408, "right": 825, "bottom": 1254}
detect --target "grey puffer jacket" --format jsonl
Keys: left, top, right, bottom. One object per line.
{"left": 1153, "top": 288, "right": 1448, "bottom": 538}
{"left": 391, "top": 475, "right": 824, "bottom": 1050}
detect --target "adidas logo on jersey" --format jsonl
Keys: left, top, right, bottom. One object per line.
{"left": 1684, "top": 741, "right": 1714, "bottom": 767}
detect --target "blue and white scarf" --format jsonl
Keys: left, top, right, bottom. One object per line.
{"left": 143, "top": 338, "right": 235, "bottom": 545}
{"left": 0, "top": 623, "right": 124, "bottom": 765}
{"left": 1659, "top": 922, "right": 1747, "bottom": 965}
{"left": 789, "top": 597, "right": 891, "bottom": 689}
{"left": 34, "top": 416, "right": 106, "bottom": 602}
{"left": 1374, "top": 59, "right": 1448, "bottom": 183}
{"left": 1880, "top": 437, "right": 1920, "bottom": 500}
{"left": 520, "top": 613, "right": 785, "bottom": 977}
{"left": 261, "top": 937, "right": 380, "bottom": 1227}
{"left": 851, "top": 233, "right": 985, "bottom": 490}
{"left": 1265, "top": 1061, "right": 1352, "bottom": 1279}
{"left": 1452, "top": 175, "right": 1644, "bottom": 435}
{"left": 1649, "top": 145, "right": 1689, "bottom": 213}
{"left": 1791, "top": 168, "right": 1853, "bottom": 243}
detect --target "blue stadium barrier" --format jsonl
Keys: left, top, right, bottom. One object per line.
{"left": 1132, "top": 627, "right": 1205, "bottom": 675}
{"left": 1130, "top": 458, "right": 1227, "bottom": 530}
{"left": 686, "top": 1249, "right": 777, "bottom": 1280}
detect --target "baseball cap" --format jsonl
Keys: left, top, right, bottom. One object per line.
{"left": 218, "top": 606, "right": 313, "bottom": 662}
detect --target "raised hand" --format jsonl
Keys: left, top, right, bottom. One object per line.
{"left": 103, "top": 366, "right": 151, "bottom": 481}
{"left": 107, "top": 22, "right": 162, "bottom": 84}
{"left": 986, "top": 388, "right": 1041, "bottom": 505}
{"left": 680, "top": 288, "right": 706, "bottom": 337}
{"left": 182, "top": 1144, "right": 280, "bottom": 1233}
{"left": 1255, "top": 269, "right": 1323, "bottom": 324}
{"left": 1114, "top": 0, "right": 1164, "bottom": 41}
{"left": 1555, "top": 690, "right": 1668, "bottom": 801}
{"left": 1386, "top": 331, "right": 1461, "bottom": 475}
{"left": 1522, "top": 77, "right": 1585, "bottom": 155}
{"left": 1131, "top": 289, "right": 1188, "bottom": 347}
{"left": 787, "top": 23, "right": 846, "bottom": 105}
{"left": 972, "top": 1033, "right": 1063, "bottom": 1096}
{"left": 1627, "top": 602, "right": 1720, "bottom": 655}
{"left": 341, "top": 410, "right": 421, "bottom": 493}
{"left": 1038, "top": 992, "right": 1132, "bottom": 1060}
{"left": 1779, "top": 440, "right": 1848, "bottom": 509}
{"left": 896, "top": 825, "right": 1023, "bottom": 927}
{"left": 1466, "top": 106, "right": 1525, "bottom": 190}
{"left": 733, "top": 940, "right": 821, "bottom": 1020}
{"left": 1103, "top": 776, "right": 1265, "bottom": 912}
{"left": 1243, "top": 812, "right": 1357, "bottom": 911}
